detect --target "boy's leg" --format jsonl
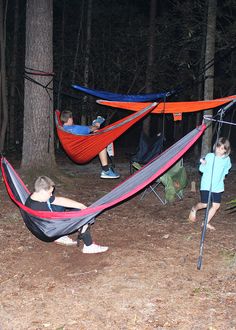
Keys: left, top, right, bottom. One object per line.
{"left": 79, "top": 224, "right": 108, "bottom": 254}
{"left": 99, "top": 149, "right": 120, "bottom": 179}
{"left": 53, "top": 205, "right": 77, "bottom": 246}
{"left": 78, "top": 224, "right": 93, "bottom": 246}
{"left": 98, "top": 149, "right": 109, "bottom": 167}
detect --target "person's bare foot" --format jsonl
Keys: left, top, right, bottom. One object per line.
{"left": 188, "top": 207, "right": 197, "bottom": 222}
{"left": 201, "top": 222, "right": 216, "bottom": 231}
{"left": 206, "top": 223, "right": 216, "bottom": 231}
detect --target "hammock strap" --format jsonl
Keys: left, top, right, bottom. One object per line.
{"left": 24, "top": 68, "right": 54, "bottom": 98}
{"left": 161, "top": 94, "right": 167, "bottom": 139}
{"left": 24, "top": 67, "right": 54, "bottom": 153}
{"left": 203, "top": 117, "right": 236, "bottom": 126}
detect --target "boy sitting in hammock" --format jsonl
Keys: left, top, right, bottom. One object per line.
{"left": 25, "top": 175, "right": 108, "bottom": 253}
{"left": 60, "top": 110, "right": 120, "bottom": 179}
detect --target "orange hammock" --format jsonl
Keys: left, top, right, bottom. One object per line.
{"left": 55, "top": 102, "right": 157, "bottom": 164}
{"left": 97, "top": 95, "right": 236, "bottom": 121}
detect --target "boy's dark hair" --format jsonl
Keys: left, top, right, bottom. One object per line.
{"left": 60, "top": 110, "right": 73, "bottom": 124}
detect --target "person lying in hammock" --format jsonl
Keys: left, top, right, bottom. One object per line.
{"left": 25, "top": 175, "right": 108, "bottom": 253}
{"left": 60, "top": 110, "right": 120, "bottom": 179}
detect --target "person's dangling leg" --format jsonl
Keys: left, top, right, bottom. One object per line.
{"left": 78, "top": 224, "right": 93, "bottom": 246}
{"left": 52, "top": 205, "right": 77, "bottom": 246}
{"left": 78, "top": 224, "right": 108, "bottom": 254}
{"left": 99, "top": 149, "right": 109, "bottom": 168}
{"left": 99, "top": 149, "right": 120, "bottom": 179}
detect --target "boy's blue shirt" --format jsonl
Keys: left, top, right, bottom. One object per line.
{"left": 199, "top": 152, "right": 231, "bottom": 192}
{"left": 63, "top": 124, "right": 90, "bottom": 135}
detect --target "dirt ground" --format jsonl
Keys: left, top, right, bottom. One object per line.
{"left": 0, "top": 154, "right": 235, "bottom": 330}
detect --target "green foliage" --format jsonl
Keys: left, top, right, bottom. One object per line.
{"left": 226, "top": 199, "right": 236, "bottom": 213}
{"left": 219, "top": 248, "right": 236, "bottom": 268}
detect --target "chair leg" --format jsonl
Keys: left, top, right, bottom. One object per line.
{"left": 150, "top": 185, "right": 167, "bottom": 205}
{"left": 140, "top": 182, "right": 167, "bottom": 205}
{"left": 176, "top": 190, "right": 183, "bottom": 200}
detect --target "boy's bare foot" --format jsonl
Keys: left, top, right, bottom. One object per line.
{"left": 188, "top": 207, "right": 197, "bottom": 222}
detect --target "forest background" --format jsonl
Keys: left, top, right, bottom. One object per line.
{"left": 0, "top": 0, "right": 236, "bottom": 170}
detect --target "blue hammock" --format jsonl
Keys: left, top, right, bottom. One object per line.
{"left": 72, "top": 84, "right": 174, "bottom": 102}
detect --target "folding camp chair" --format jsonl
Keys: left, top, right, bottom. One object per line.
{"left": 130, "top": 131, "right": 165, "bottom": 174}
{"left": 140, "top": 178, "right": 167, "bottom": 204}
{"left": 130, "top": 132, "right": 167, "bottom": 203}
{"left": 131, "top": 161, "right": 169, "bottom": 205}
{"left": 139, "top": 159, "right": 187, "bottom": 203}
{"left": 130, "top": 132, "right": 187, "bottom": 204}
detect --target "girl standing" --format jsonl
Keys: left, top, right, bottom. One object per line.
{"left": 189, "top": 137, "right": 232, "bottom": 230}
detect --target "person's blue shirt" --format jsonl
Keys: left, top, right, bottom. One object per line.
{"left": 63, "top": 125, "right": 91, "bottom": 135}
{"left": 199, "top": 153, "right": 231, "bottom": 192}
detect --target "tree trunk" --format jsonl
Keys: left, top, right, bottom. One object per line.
{"left": 81, "top": 0, "right": 92, "bottom": 125}
{"left": 70, "top": 0, "right": 85, "bottom": 113}
{"left": 201, "top": 0, "right": 217, "bottom": 157}
{"left": 193, "top": 4, "right": 208, "bottom": 158}
{"left": 0, "top": 0, "right": 8, "bottom": 152}
{"left": 56, "top": 0, "right": 66, "bottom": 110}
{"left": 72, "top": 0, "right": 85, "bottom": 85}
{"left": 8, "top": 0, "right": 19, "bottom": 150}
{"left": 21, "top": 0, "right": 55, "bottom": 169}
{"left": 143, "top": 0, "right": 157, "bottom": 136}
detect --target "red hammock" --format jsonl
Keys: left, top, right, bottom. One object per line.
{"left": 55, "top": 102, "right": 157, "bottom": 164}
{"left": 97, "top": 95, "right": 236, "bottom": 121}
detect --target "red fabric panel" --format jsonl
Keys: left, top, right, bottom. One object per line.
{"left": 55, "top": 103, "right": 157, "bottom": 164}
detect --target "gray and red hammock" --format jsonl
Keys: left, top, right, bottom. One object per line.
{"left": 1, "top": 123, "right": 206, "bottom": 243}
{"left": 55, "top": 102, "right": 158, "bottom": 164}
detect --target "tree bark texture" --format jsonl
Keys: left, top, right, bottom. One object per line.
{"left": 0, "top": 0, "right": 8, "bottom": 152}
{"left": 81, "top": 0, "right": 92, "bottom": 125}
{"left": 22, "top": 0, "right": 55, "bottom": 169}
{"left": 143, "top": 0, "right": 157, "bottom": 136}
{"left": 56, "top": 0, "right": 65, "bottom": 110}
{"left": 201, "top": 0, "right": 217, "bottom": 156}
{"left": 8, "top": 0, "right": 19, "bottom": 149}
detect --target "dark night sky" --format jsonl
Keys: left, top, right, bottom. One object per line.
{"left": 4, "top": 0, "right": 236, "bottom": 151}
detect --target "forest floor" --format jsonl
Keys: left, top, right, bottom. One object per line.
{"left": 0, "top": 152, "right": 236, "bottom": 330}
